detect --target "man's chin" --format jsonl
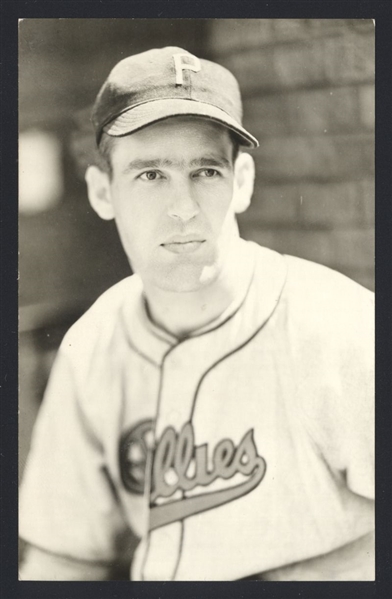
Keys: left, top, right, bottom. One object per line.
{"left": 151, "top": 263, "right": 220, "bottom": 294}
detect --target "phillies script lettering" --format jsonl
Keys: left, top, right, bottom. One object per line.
{"left": 151, "top": 423, "right": 264, "bottom": 501}
{"left": 149, "top": 423, "right": 266, "bottom": 530}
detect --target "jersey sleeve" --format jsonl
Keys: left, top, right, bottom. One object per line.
{"left": 19, "top": 341, "right": 131, "bottom": 564}
{"left": 286, "top": 259, "right": 375, "bottom": 501}
{"left": 317, "top": 294, "right": 374, "bottom": 500}
{"left": 323, "top": 310, "right": 374, "bottom": 501}
{"left": 332, "top": 291, "right": 375, "bottom": 500}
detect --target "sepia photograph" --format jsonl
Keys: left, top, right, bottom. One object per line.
{"left": 18, "top": 18, "right": 375, "bottom": 582}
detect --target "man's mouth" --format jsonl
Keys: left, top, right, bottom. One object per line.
{"left": 161, "top": 236, "right": 206, "bottom": 254}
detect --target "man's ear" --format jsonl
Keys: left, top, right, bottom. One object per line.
{"left": 232, "top": 152, "right": 255, "bottom": 214}
{"left": 85, "top": 165, "right": 115, "bottom": 220}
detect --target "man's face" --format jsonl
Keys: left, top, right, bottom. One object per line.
{"left": 106, "top": 117, "right": 242, "bottom": 293}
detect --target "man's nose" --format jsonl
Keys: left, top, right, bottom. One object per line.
{"left": 167, "top": 181, "right": 199, "bottom": 222}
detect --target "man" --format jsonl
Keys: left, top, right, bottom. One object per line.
{"left": 19, "top": 46, "right": 374, "bottom": 581}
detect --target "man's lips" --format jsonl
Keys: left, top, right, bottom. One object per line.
{"left": 161, "top": 240, "right": 206, "bottom": 254}
{"left": 160, "top": 235, "right": 206, "bottom": 254}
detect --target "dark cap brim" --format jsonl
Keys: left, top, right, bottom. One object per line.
{"left": 101, "top": 98, "right": 259, "bottom": 148}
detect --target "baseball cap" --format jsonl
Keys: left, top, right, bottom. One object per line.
{"left": 92, "top": 46, "right": 259, "bottom": 148}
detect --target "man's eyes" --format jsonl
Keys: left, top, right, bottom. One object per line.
{"left": 139, "top": 171, "right": 163, "bottom": 181}
{"left": 137, "top": 168, "right": 221, "bottom": 181}
{"left": 196, "top": 168, "right": 220, "bottom": 178}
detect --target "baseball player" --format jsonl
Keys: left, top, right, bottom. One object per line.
{"left": 19, "top": 47, "right": 374, "bottom": 581}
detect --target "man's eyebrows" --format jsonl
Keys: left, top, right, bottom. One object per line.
{"left": 123, "top": 158, "right": 172, "bottom": 172}
{"left": 123, "top": 155, "right": 231, "bottom": 172}
{"left": 189, "top": 156, "right": 231, "bottom": 168}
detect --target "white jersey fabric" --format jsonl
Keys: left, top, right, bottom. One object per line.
{"left": 19, "top": 241, "right": 374, "bottom": 580}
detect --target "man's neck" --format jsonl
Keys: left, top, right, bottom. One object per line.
{"left": 143, "top": 239, "right": 251, "bottom": 339}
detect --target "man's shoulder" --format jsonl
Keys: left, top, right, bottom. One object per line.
{"left": 280, "top": 252, "right": 374, "bottom": 343}
{"left": 283, "top": 253, "right": 373, "bottom": 307}
{"left": 61, "top": 274, "right": 141, "bottom": 351}
{"left": 250, "top": 242, "right": 373, "bottom": 338}
{"left": 251, "top": 242, "right": 373, "bottom": 305}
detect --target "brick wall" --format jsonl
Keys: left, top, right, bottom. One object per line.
{"left": 207, "top": 19, "right": 375, "bottom": 290}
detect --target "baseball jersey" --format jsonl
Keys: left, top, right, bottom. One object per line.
{"left": 19, "top": 241, "right": 374, "bottom": 580}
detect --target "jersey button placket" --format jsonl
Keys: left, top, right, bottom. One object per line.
{"left": 142, "top": 345, "right": 195, "bottom": 580}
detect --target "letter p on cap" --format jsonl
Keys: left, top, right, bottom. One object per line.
{"left": 173, "top": 53, "right": 201, "bottom": 85}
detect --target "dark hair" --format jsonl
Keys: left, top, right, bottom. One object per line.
{"left": 97, "top": 123, "right": 241, "bottom": 176}
{"left": 96, "top": 133, "right": 118, "bottom": 175}
{"left": 229, "top": 132, "right": 241, "bottom": 164}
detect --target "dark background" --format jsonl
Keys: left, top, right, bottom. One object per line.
{"left": 19, "top": 19, "right": 375, "bottom": 482}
